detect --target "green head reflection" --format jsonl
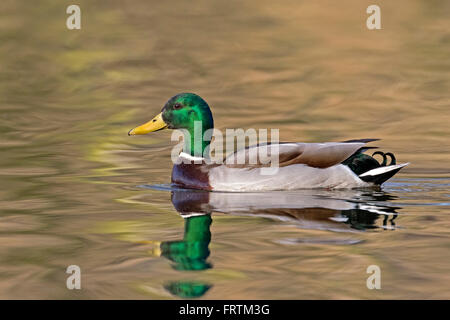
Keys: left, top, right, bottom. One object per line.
{"left": 160, "top": 214, "right": 212, "bottom": 271}
{"left": 164, "top": 281, "right": 211, "bottom": 299}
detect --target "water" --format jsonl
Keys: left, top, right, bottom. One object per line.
{"left": 0, "top": 0, "right": 449, "bottom": 299}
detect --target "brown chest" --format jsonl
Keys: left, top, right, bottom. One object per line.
{"left": 171, "top": 163, "right": 212, "bottom": 191}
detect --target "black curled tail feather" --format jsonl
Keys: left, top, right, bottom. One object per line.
{"left": 384, "top": 152, "right": 396, "bottom": 165}
{"left": 342, "top": 150, "right": 402, "bottom": 185}
{"left": 372, "top": 151, "right": 387, "bottom": 166}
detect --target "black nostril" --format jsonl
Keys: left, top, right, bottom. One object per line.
{"left": 153, "top": 119, "right": 156, "bottom": 122}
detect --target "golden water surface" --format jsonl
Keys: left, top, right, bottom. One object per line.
{"left": 0, "top": 0, "right": 449, "bottom": 299}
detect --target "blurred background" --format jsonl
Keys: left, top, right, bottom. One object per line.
{"left": 0, "top": 0, "right": 448, "bottom": 299}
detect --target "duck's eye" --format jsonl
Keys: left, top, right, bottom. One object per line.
{"left": 173, "top": 103, "right": 183, "bottom": 110}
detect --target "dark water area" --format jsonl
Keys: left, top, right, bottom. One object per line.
{"left": 0, "top": 0, "right": 449, "bottom": 298}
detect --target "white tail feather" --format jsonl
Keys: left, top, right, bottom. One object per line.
{"left": 359, "top": 163, "right": 409, "bottom": 177}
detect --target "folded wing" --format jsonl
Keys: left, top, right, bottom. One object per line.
{"left": 224, "top": 142, "right": 366, "bottom": 169}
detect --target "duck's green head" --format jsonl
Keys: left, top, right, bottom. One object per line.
{"left": 128, "top": 93, "right": 214, "bottom": 156}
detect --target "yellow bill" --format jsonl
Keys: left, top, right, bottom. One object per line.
{"left": 128, "top": 112, "right": 167, "bottom": 135}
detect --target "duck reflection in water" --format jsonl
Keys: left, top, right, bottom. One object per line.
{"left": 160, "top": 188, "right": 401, "bottom": 298}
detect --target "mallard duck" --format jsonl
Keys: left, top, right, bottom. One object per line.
{"left": 129, "top": 93, "right": 408, "bottom": 191}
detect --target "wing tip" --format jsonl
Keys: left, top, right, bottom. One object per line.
{"left": 342, "top": 138, "right": 380, "bottom": 143}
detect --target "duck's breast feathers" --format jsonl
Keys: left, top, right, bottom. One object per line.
{"left": 224, "top": 142, "right": 366, "bottom": 169}
{"left": 171, "top": 160, "right": 212, "bottom": 191}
